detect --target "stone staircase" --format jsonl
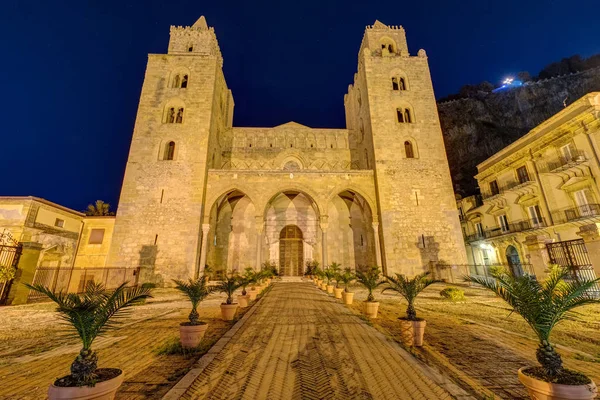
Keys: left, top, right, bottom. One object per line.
{"left": 277, "top": 276, "right": 306, "bottom": 283}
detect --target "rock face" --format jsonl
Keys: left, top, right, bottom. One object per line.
{"left": 439, "top": 67, "right": 600, "bottom": 196}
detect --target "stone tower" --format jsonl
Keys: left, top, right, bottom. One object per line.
{"left": 344, "top": 21, "right": 466, "bottom": 275}
{"left": 107, "top": 16, "right": 233, "bottom": 283}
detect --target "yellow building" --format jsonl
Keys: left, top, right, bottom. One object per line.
{"left": 459, "top": 92, "right": 600, "bottom": 287}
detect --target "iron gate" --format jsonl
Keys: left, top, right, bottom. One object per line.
{"left": 0, "top": 230, "right": 23, "bottom": 304}
{"left": 546, "top": 239, "right": 599, "bottom": 296}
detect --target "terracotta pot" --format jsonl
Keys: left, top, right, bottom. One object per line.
{"left": 237, "top": 294, "right": 250, "bottom": 308}
{"left": 320, "top": 283, "right": 327, "bottom": 290}
{"left": 412, "top": 320, "right": 427, "bottom": 347}
{"left": 326, "top": 285, "right": 334, "bottom": 294}
{"left": 220, "top": 303, "right": 238, "bottom": 321}
{"left": 399, "top": 319, "right": 414, "bottom": 346}
{"left": 48, "top": 370, "right": 124, "bottom": 400}
{"left": 364, "top": 301, "right": 379, "bottom": 318}
{"left": 248, "top": 289, "right": 258, "bottom": 301}
{"left": 518, "top": 367, "right": 598, "bottom": 400}
{"left": 343, "top": 291, "right": 354, "bottom": 305}
{"left": 179, "top": 323, "right": 208, "bottom": 348}
{"left": 334, "top": 288, "right": 343, "bottom": 299}
{"left": 317, "top": 279, "right": 323, "bottom": 286}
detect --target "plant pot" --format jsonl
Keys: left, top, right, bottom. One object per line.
{"left": 179, "top": 323, "right": 208, "bottom": 348}
{"left": 237, "top": 294, "right": 250, "bottom": 308}
{"left": 412, "top": 320, "right": 427, "bottom": 347}
{"left": 317, "top": 279, "right": 323, "bottom": 286}
{"left": 320, "top": 283, "right": 327, "bottom": 290}
{"left": 220, "top": 303, "right": 238, "bottom": 321}
{"left": 518, "top": 367, "right": 598, "bottom": 400}
{"left": 334, "top": 288, "right": 343, "bottom": 299}
{"left": 326, "top": 285, "right": 334, "bottom": 294}
{"left": 399, "top": 319, "right": 414, "bottom": 346}
{"left": 248, "top": 289, "right": 258, "bottom": 301}
{"left": 364, "top": 301, "right": 379, "bottom": 318}
{"left": 343, "top": 291, "right": 354, "bottom": 305}
{"left": 48, "top": 369, "right": 124, "bottom": 400}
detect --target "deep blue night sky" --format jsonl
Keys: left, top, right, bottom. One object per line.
{"left": 1, "top": 0, "right": 598, "bottom": 211}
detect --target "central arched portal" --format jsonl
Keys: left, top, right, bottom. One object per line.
{"left": 279, "top": 225, "right": 304, "bottom": 276}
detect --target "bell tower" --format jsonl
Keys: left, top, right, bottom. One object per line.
{"left": 345, "top": 21, "right": 466, "bottom": 275}
{"left": 108, "top": 16, "right": 233, "bottom": 283}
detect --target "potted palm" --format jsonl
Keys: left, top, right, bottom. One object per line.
{"left": 238, "top": 268, "right": 254, "bottom": 307}
{"left": 262, "top": 261, "right": 277, "bottom": 285}
{"left": 324, "top": 266, "right": 336, "bottom": 294}
{"left": 467, "top": 267, "right": 599, "bottom": 399}
{"left": 313, "top": 266, "right": 323, "bottom": 286}
{"left": 216, "top": 273, "right": 243, "bottom": 321}
{"left": 25, "top": 282, "right": 153, "bottom": 400}
{"left": 383, "top": 272, "right": 437, "bottom": 346}
{"left": 355, "top": 266, "right": 384, "bottom": 318}
{"left": 305, "top": 260, "right": 319, "bottom": 280}
{"left": 337, "top": 268, "right": 356, "bottom": 304}
{"left": 173, "top": 277, "right": 212, "bottom": 347}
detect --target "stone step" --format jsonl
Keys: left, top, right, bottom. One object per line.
{"left": 277, "top": 276, "right": 306, "bottom": 282}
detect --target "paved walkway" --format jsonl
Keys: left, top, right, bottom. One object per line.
{"left": 179, "top": 282, "right": 455, "bottom": 400}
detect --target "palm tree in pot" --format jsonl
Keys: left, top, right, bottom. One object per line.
{"left": 305, "top": 260, "right": 319, "bottom": 279}
{"left": 336, "top": 268, "right": 356, "bottom": 304}
{"left": 383, "top": 272, "right": 438, "bottom": 346}
{"left": 355, "top": 266, "right": 384, "bottom": 318}
{"left": 325, "top": 264, "right": 340, "bottom": 294}
{"left": 25, "top": 282, "right": 153, "bottom": 400}
{"left": 238, "top": 268, "right": 255, "bottom": 306}
{"left": 313, "top": 266, "right": 324, "bottom": 287}
{"left": 215, "top": 273, "right": 243, "bottom": 321}
{"left": 467, "top": 267, "right": 599, "bottom": 399}
{"left": 173, "top": 277, "right": 212, "bottom": 347}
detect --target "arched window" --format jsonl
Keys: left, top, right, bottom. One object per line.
{"left": 404, "top": 108, "right": 412, "bottom": 123}
{"left": 404, "top": 141, "right": 414, "bottom": 158}
{"left": 175, "top": 108, "right": 184, "bottom": 123}
{"left": 173, "top": 74, "right": 180, "bottom": 88}
{"left": 167, "top": 107, "right": 175, "bottom": 123}
{"left": 399, "top": 77, "right": 406, "bottom": 91}
{"left": 164, "top": 141, "right": 175, "bottom": 160}
{"left": 392, "top": 77, "right": 399, "bottom": 91}
{"left": 181, "top": 75, "right": 188, "bottom": 88}
{"left": 396, "top": 108, "right": 404, "bottom": 123}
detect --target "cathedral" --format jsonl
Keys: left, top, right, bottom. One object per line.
{"left": 106, "top": 16, "right": 466, "bottom": 284}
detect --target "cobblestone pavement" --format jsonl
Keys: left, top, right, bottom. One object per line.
{"left": 181, "top": 283, "right": 455, "bottom": 400}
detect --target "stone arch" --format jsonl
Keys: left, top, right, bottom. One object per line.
{"left": 204, "top": 186, "right": 259, "bottom": 223}
{"left": 394, "top": 101, "right": 415, "bottom": 124}
{"left": 389, "top": 69, "right": 409, "bottom": 91}
{"left": 403, "top": 137, "right": 419, "bottom": 159}
{"left": 379, "top": 36, "right": 397, "bottom": 55}
{"left": 157, "top": 139, "right": 179, "bottom": 161}
{"left": 325, "top": 185, "right": 377, "bottom": 217}
{"left": 274, "top": 151, "right": 308, "bottom": 170}
{"left": 168, "top": 67, "right": 191, "bottom": 88}
{"left": 261, "top": 187, "right": 323, "bottom": 219}
{"left": 163, "top": 98, "right": 186, "bottom": 124}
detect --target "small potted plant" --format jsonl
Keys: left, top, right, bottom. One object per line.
{"left": 25, "top": 282, "right": 153, "bottom": 400}
{"left": 216, "top": 273, "right": 243, "bottom": 321}
{"left": 467, "top": 267, "right": 599, "bottom": 399}
{"left": 238, "top": 268, "right": 255, "bottom": 307}
{"left": 173, "top": 277, "right": 212, "bottom": 347}
{"left": 246, "top": 269, "right": 260, "bottom": 301}
{"left": 324, "top": 266, "right": 336, "bottom": 294}
{"left": 262, "top": 261, "right": 278, "bottom": 285}
{"left": 336, "top": 268, "right": 356, "bottom": 304}
{"left": 304, "top": 260, "right": 319, "bottom": 280}
{"left": 355, "top": 266, "right": 383, "bottom": 318}
{"left": 312, "top": 266, "right": 322, "bottom": 286}
{"left": 383, "top": 272, "right": 437, "bottom": 346}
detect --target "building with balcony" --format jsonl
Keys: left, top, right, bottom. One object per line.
{"left": 458, "top": 92, "right": 600, "bottom": 286}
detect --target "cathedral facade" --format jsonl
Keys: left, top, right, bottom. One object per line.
{"left": 106, "top": 16, "right": 466, "bottom": 284}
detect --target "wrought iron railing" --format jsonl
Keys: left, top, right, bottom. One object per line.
{"left": 552, "top": 204, "right": 600, "bottom": 224}
{"left": 481, "top": 178, "right": 535, "bottom": 200}
{"left": 539, "top": 150, "right": 587, "bottom": 173}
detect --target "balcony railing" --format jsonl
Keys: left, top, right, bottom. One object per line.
{"left": 552, "top": 204, "right": 600, "bottom": 224}
{"left": 481, "top": 178, "right": 535, "bottom": 200}
{"left": 539, "top": 150, "right": 587, "bottom": 173}
{"left": 465, "top": 218, "right": 547, "bottom": 241}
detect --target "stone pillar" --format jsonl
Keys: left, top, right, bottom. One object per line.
{"left": 320, "top": 215, "right": 329, "bottom": 267}
{"left": 523, "top": 235, "right": 551, "bottom": 278}
{"left": 576, "top": 223, "right": 600, "bottom": 276}
{"left": 6, "top": 242, "right": 43, "bottom": 305}
{"left": 255, "top": 217, "right": 264, "bottom": 270}
{"left": 372, "top": 222, "right": 382, "bottom": 268}
{"left": 198, "top": 224, "right": 211, "bottom": 278}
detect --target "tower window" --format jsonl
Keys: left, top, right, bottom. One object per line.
{"left": 164, "top": 141, "right": 175, "bottom": 160}
{"left": 188, "top": 45, "right": 193, "bottom": 52}
{"left": 176, "top": 108, "right": 184, "bottom": 123}
{"left": 181, "top": 75, "right": 188, "bottom": 88}
{"left": 330, "top": 144, "right": 333, "bottom": 148}
{"left": 392, "top": 77, "right": 399, "bottom": 91}
{"left": 173, "top": 75, "right": 180, "bottom": 88}
{"left": 249, "top": 143, "right": 252, "bottom": 148}
{"left": 270, "top": 143, "right": 273, "bottom": 147}
{"left": 167, "top": 107, "right": 175, "bottom": 123}
{"left": 388, "top": 44, "right": 393, "bottom": 53}
{"left": 397, "top": 108, "right": 412, "bottom": 123}
{"left": 404, "top": 141, "right": 414, "bottom": 158}
{"left": 399, "top": 77, "right": 406, "bottom": 91}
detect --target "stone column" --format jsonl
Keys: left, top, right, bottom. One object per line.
{"left": 255, "top": 217, "right": 264, "bottom": 270}
{"left": 6, "top": 242, "right": 43, "bottom": 305}
{"left": 320, "top": 215, "right": 329, "bottom": 267}
{"left": 523, "top": 234, "right": 551, "bottom": 278}
{"left": 198, "top": 224, "right": 211, "bottom": 278}
{"left": 372, "top": 222, "right": 382, "bottom": 267}
{"left": 576, "top": 223, "right": 600, "bottom": 276}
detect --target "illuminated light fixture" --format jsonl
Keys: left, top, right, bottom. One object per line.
{"left": 503, "top": 77, "right": 514, "bottom": 85}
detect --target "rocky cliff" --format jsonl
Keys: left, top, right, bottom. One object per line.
{"left": 438, "top": 67, "right": 600, "bottom": 196}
